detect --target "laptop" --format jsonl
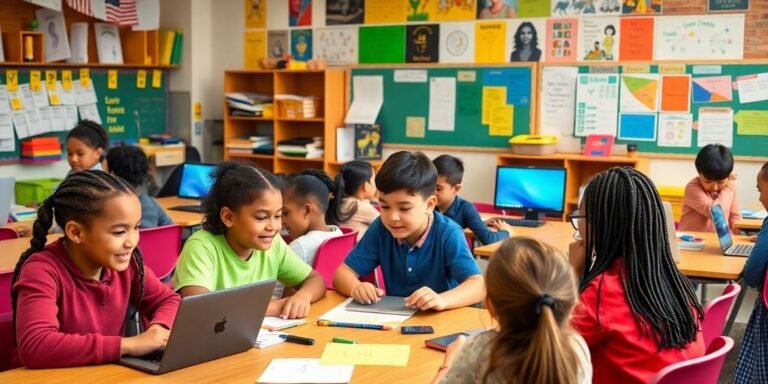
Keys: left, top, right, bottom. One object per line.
{"left": 711, "top": 204, "right": 754, "bottom": 257}
{"left": 170, "top": 163, "right": 217, "bottom": 213}
{"left": 662, "top": 201, "right": 681, "bottom": 263}
{"left": 0, "top": 177, "right": 13, "bottom": 223}
{"left": 119, "top": 280, "right": 276, "bottom": 374}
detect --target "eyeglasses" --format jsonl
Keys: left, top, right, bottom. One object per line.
{"left": 568, "top": 210, "right": 585, "bottom": 231}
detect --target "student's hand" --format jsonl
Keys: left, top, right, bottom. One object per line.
{"left": 267, "top": 298, "right": 287, "bottom": 317}
{"left": 15, "top": 224, "right": 31, "bottom": 237}
{"left": 120, "top": 324, "right": 170, "bottom": 356}
{"left": 405, "top": 287, "right": 447, "bottom": 311}
{"left": 568, "top": 239, "right": 587, "bottom": 276}
{"left": 749, "top": 235, "right": 758, "bottom": 243}
{"left": 281, "top": 291, "right": 311, "bottom": 319}
{"left": 442, "top": 334, "right": 467, "bottom": 368}
{"left": 351, "top": 282, "right": 384, "bottom": 305}
{"left": 488, "top": 220, "right": 513, "bottom": 234}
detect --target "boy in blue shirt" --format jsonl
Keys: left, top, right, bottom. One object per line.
{"left": 333, "top": 151, "right": 485, "bottom": 311}
{"left": 433, "top": 155, "right": 513, "bottom": 245}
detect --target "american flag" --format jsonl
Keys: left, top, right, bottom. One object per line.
{"left": 66, "top": 0, "right": 93, "bottom": 17}
{"left": 105, "top": 0, "right": 139, "bottom": 26}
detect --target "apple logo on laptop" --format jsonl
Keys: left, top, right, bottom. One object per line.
{"left": 214, "top": 317, "right": 227, "bottom": 334}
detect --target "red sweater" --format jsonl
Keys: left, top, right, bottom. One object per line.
{"left": 571, "top": 259, "right": 705, "bottom": 384}
{"left": 13, "top": 238, "right": 180, "bottom": 368}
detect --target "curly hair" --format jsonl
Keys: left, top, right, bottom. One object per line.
{"left": 106, "top": 144, "right": 149, "bottom": 188}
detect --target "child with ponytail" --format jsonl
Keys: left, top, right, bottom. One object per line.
{"left": 432, "top": 237, "right": 592, "bottom": 384}
{"left": 11, "top": 170, "right": 180, "bottom": 369}
{"left": 335, "top": 161, "right": 380, "bottom": 239}
{"left": 65, "top": 120, "right": 109, "bottom": 174}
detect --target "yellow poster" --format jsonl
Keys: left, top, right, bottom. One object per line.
{"left": 80, "top": 68, "right": 90, "bottom": 87}
{"left": 152, "top": 70, "right": 162, "bottom": 88}
{"left": 30, "top": 71, "right": 42, "bottom": 92}
{"left": 475, "top": 21, "right": 506, "bottom": 63}
{"left": 482, "top": 86, "right": 507, "bottom": 124}
{"left": 45, "top": 70, "right": 57, "bottom": 90}
{"left": 243, "top": 30, "right": 267, "bottom": 69}
{"left": 108, "top": 70, "right": 118, "bottom": 89}
{"left": 735, "top": 111, "right": 768, "bottom": 136}
{"left": 424, "top": 0, "right": 476, "bottom": 22}
{"left": 137, "top": 70, "right": 147, "bottom": 89}
{"left": 61, "top": 70, "right": 73, "bottom": 90}
{"left": 365, "top": 0, "right": 407, "bottom": 24}
{"left": 489, "top": 105, "right": 514, "bottom": 136}
{"left": 406, "top": 116, "right": 426, "bottom": 138}
{"left": 244, "top": 0, "right": 266, "bottom": 29}
{"left": 6, "top": 70, "right": 18, "bottom": 92}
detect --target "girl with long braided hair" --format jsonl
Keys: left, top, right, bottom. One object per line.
{"left": 569, "top": 167, "right": 704, "bottom": 384}
{"left": 11, "top": 170, "right": 180, "bottom": 369}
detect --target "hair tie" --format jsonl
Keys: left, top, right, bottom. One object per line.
{"left": 536, "top": 294, "right": 556, "bottom": 315}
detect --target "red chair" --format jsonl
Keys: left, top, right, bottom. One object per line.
{"left": 0, "top": 272, "right": 12, "bottom": 314}
{"left": 473, "top": 202, "right": 506, "bottom": 216}
{"left": 313, "top": 228, "right": 358, "bottom": 290}
{"left": 648, "top": 336, "right": 734, "bottom": 384}
{"left": 702, "top": 283, "right": 741, "bottom": 348}
{"left": 137, "top": 225, "right": 183, "bottom": 283}
{"left": 0, "top": 312, "right": 14, "bottom": 372}
{"left": 0, "top": 228, "right": 18, "bottom": 241}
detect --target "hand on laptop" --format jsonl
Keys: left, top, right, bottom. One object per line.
{"left": 487, "top": 219, "right": 513, "bottom": 234}
{"left": 120, "top": 324, "right": 170, "bottom": 356}
{"left": 351, "top": 282, "right": 384, "bottom": 305}
{"left": 405, "top": 287, "right": 447, "bottom": 311}
{"left": 282, "top": 292, "right": 312, "bottom": 319}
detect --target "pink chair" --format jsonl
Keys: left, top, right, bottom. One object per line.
{"left": 137, "top": 225, "right": 183, "bottom": 283}
{"left": 313, "top": 227, "right": 359, "bottom": 290}
{"left": 473, "top": 202, "right": 506, "bottom": 216}
{"left": 702, "top": 283, "right": 741, "bottom": 348}
{"left": 0, "top": 312, "right": 14, "bottom": 372}
{"left": 0, "top": 228, "right": 18, "bottom": 241}
{"left": 762, "top": 267, "right": 768, "bottom": 309}
{"left": 0, "top": 272, "right": 11, "bottom": 314}
{"left": 648, "top": 336, "right": 734, "bottom": 384}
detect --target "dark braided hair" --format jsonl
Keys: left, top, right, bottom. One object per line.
{"left": 580, "top": 167, "right": 703, "bottom": 349}
{"left": 66, "top": 120, "right": 109, "bottom": 160}
{"left": 285, "top": 169, "right": 350, "bottom": 226}
{"left": 11, "top": 170, "right": 146, "bottom": 343}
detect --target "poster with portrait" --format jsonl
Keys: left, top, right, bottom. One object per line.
{"left": 578, "top": 16, "right": 620, "bottom": 61}
{"left": 291, "top": 29, "right": 313, "bottom": 61}
{"left": 326, "top": 0, "right": 364, "bottom": 25}
{"left": 267, "top": 30, "right": 289, "bottom": 59}
{"left": 289, "top": 0, "right": 312, "bottom": 27}
{"left": 406, "top": 24, "right": 439, "bottom": 63}
{"left": 507, "top": 18, "right": 546, "bottom": 62}
{"left": 477, "top": 0, "right": 518, "bottom": 19}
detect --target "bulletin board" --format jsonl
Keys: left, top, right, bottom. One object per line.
{"left": 350, "top": 64, "right": 537, "bottom": 149}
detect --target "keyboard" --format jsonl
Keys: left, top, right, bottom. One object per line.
{"left": 170, "top": 204, "right": 203, "bottom": 213}
{"left": 729, "top": 244, "right": 754, "bottom": 256}
{"left": 138, "top": 350, "right": 165, "bottom": 364}
{"left": 493, "top": 217, "right": 546, "bottom": 228}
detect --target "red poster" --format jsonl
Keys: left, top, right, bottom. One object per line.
{"left": 619, "top": 17, "right": 654, "bottom": 61}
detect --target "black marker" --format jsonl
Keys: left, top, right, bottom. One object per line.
{"left": 279, "top": 334, "right": 315, "bottom": 345}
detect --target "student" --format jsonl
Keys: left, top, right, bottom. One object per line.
{"left": 569, "top": 167, "right": 704, "bottom": 384}
{"left": 336, "top": 161, "right": 380, "bottom": 240}
{"left": 106, "top": 144, "right": 172, "bottom": 228}
{"left": 66, "top": 120, "right": 108, "bottom": 173}
{"left": 432, "top": 237, "right": 592, "bottom": 384}
{"left": 333, "top": 151, "right": 485, "bottom": 311}
{"left": 11, "top": 171, "right": 180, "bottom": 369}
{"left": 734, "top": 162, "right": 768, "bottom": 383}
{"left": 172, "top": 162, "right": 326, "bottom": 319}
{"left": 679, "top": 144, "right": 741, "bottom": 233}
{"left": 433, "top": 155, "right": 513, "bottom": 246}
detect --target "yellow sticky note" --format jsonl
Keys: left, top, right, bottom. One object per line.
{"left": 108, "top": 70, "right": 118, "bottom": 89}
{"left": 481, "top": 86, "right": 506, "bottom": 125}
{"left": 152, "top": 69, "right": 162, "bottom": 88}
{"left": 80, "top": 68, "right": 90, "bottom": 87}
{"left": 10, "top": 97, "right": 23, "bottom": 111}
{"left": 61, "top": 70, "right": 73, "bottom": 90}
{"left": 320, "top": 344, "right": 410, "bottom": 367}
{"left": 735, "top": 110, "right": 768, "bottom": 136}
{"left": 49, "top": 93, "right": 61, "bottom": 106}
{"left": 30, "top": 70, "right": 42, "bottom": 92}
{"left": 193, "top": 102, "right": 202, "bottom": 121}
{"left": 6, "top": 70, "right": 18, "bottom": 92}
{"left": 45, "top": 70, "right": 57, "bottom": 90}
{"left": 136, "top": 70, "right": 147, "bottom": 89}
{"left": 406, "top": 116, "right": 425, "bottom": 138}
{"left": 489, "top": 105, "right": 514, "bottom": 136}
{"left": 475, "top": 21, "right": 506, "bottom": 64}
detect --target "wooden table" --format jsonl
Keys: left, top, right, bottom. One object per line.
{"left": 0, "top": 292, "right": 491, "bottom": 383}
{"left": 735, "top": 217, "right": 763, "bottom": 232}
{"left": 156, "top": 196, "right": 205, "bottom": 228}
{"left": 0, "top": 234, "right": 61, "bottom": 272}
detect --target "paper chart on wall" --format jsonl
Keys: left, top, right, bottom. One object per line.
{"left": 697, "top": 107, "right": 734, "bottom": 147}
{"left": 660, "top": 74, "right": 691, "bottom": 113}
{"left": 314, "top": 27, "right": 358, "bottom": 65}
{"left": 657, "top": 113, "right": 693, "bottom": 147}
{"left": 540, "top": 66, "right": 578, "bottom": 136}
{"left": 579, "top": 17, "right": 620, "bottom": 62}
{"left": 654, "top": 15, "right": 744, "bottom": 60}
{"left": 545, "top": 18, "right": 578, "bottom": 63}
{"left": 428, "top": 77, "right": 456, "bottom": 132}
{"left": 692, "top": 76, "right": 732, "bottom": 103}
{"left": 475, "top": 21, "right": 506, "bottom": 63}
{"left": 737, "top": 73, "right": 768, "bottom": 104}
{"left": 618, "top": 113, "right": 656, "bottom": 141}
{"left": 619, "top": 17, "right": 654, "bottom": 61}
{"left": 619, "top": 73, "right": 659, "bottom": 113}
{"left": 439, "top": 22, "right": 474, "bottom": 63}
{"left": 574, "top": 73, "right": 619, "bottom": 137}
{"left": 550, "top": 0, "right": 622, "bottom": 16}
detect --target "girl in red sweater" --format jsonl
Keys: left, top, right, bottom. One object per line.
{"left": 11, "top": 170, "right": 180, "bottom": 369}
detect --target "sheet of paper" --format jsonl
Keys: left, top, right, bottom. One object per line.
{"left": 406, "top": 116, "right": 426, "bottom": 138}
{"left": 358, "top": 26, "right": 405, "bottom": 64}
{"left": 579, "top": 17, "right": 619, "bottom": 62}
{"left": 439, "top": 22, "right": 474, "bottom": 64}
{"left": 12, "top": 110, "right": 31, "bottom": 139}
{"left": 313, "top": 27, "right": 358, "bottom": 65}
{"left": 428, "top": 77, "right": 456, "bottom": 132}
{"left": 257, "top": 359, "right": 354, "bottom": 384}
{"left": 31, "top": 86, "right": 49, "bottom": 109}
{"left": 26, "top": 108, "right": 46, "bottom": 136}
{"left": 365, "top": 0, "right": 406, "bottom": 24}
{"left": 320, "top": 343, "right": 410, "bottom": 367}
{"left": 68, "top": 22, "right": 88, "bottom": 63}
{"left": 0, "top": 86, "right": 10, "bottom": 115}
{"left": 0, "top": 113, "right": 14, "bottom": 140}
{"left": 735, "top": 110, "right": 768, "bottom": 136}
{"left": 660, "top": 75, "right": 691, "bottom": 113}
{"left": 394, "top": 70, "right": 427, "bottom": 83}
{"left": 65, "top": 105, "right": 78, "bottom": 130}
{"left": 481, "top": 87, "right": 506, "bottom": 125}
{"left": 78, "top": 104, "right": 102, "bottom": 125}
{"left": 697, "top": 108, "right": 734, "bottom": 147}
{"left": 550, "top": 0, "right": 620, "bottom": 15}
{"left": 657, "top": 113, "right": 693, "bottom": 147}
{"left": 74, "top": 80, "right": 98, "bottom": 106}
{"left": 574, "top": 74, "right": 619, "bottom": 137}
{"left": 505, "top": 19, "right": 546, "bottom": 62}
{"left": 475, "top": 21, "right": 506, "bottom": 63}
{"left": 545, "top": 18, "right": 578, "bottom": 63}
{"left": 336, "top": 127, "right": 355, "bottom": 162}
{"left": 619, "top": 17, "right": 654, "bottom": 61}
{"left": 345, "top": 76, "right": 383, "bottom": 125}
{"left": 91, "top": 0, "right": 106, "bottom": 20}
{"left": 540, "top": 66, "right": 578, "bottom": 137}
{"left": 692, "top": 76, "right": 732, "bottom": 103}
{"left": 50, "top": 106, "right": 67, "bottom": 132}
{"left": 36, "top": 8, "right": 71, "bottom": 62}
{"left": 618, "top": 113, "right": 657, "bottom": 141}
{"left": 489, "top": 105, "right": 513, "bottom": 136}
{"left": 655, "top": 14, "right": 744, "bottom": 60}
{"left": 58, "top": 81, "right": 75, "bottom": 105}
{"left": 132, "top": 0, "right": 160, "bottom": 31}
{"left": 620, "top": 74, "right": 659, "bottom": 113}
{"left": 737, "top": 74, "right": 768, "bottom": 104}
{"left": 0, "top": 139, "right": 14, "bottom": 152}
{"left": 24, "top": 0, "right": 62, "bottom": 11}
{"left": 318, "top": 298, "right": 412, "bottom": 327}
{"left": 243, "top": 31, "right": 266, "bottom": 70}
{"left": 37, "top": 106, "right": 53, "bottom": 134}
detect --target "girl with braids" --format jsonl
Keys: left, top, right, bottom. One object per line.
{"left": 11, "top": 171, "right": 180, "bottom": 369}
{"left": 336, "top": 161, "right": 380, "bottom": 240}
{"left": 432, "top": 237, "right": 592, "bottom": 384}
{"left": 65, "top": 119, "right": 109, "bottom": 173}
{"left": 569, "top": 167, "right": 704, "bottom": 384}
{"left": 734, "top": 162, "right": 768, "bottom": 383}
{"left": 172, "top": 162, "right": 326, "bottom": 320}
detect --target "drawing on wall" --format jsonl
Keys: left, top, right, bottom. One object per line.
{"left": 327, "top": 0, "right": 364, "bottom": 25}
{"left": 314, "top": 27, "right": 359, "bottom": 64}
{"left": 620, "top": 73, "right": 659, "bottom": 113}
{"left": 291, "top": 29, "right": 313, "bottom": 61}
{"left": 407, "top": 0, "right": 430, "bottom": 21}
{"left": 477, "top": 0, "right": 517, "bottom": 19}
{"left": 406, "top": 24, "right": 439, "bottom": 63}
{"left": 508, "top": 19, "right": 545, "bottom": 62}
{"left": 440, "top": 22, "right": 475, "bottom": 63}
{"left": 550, "top": 0, "right": 621, "bottom": 15}
{"left": 289, "top": 0, "right": 312, "bottom": 27}
{"left": 36, "top": 8, "right": 71, "bottom": 62}
{"left": 244, "top": 0, "right": 266, "bottom": 29}
{"left": 622, "top": 0, "right": 660, "bottom": 13}
{"left": 654, "top": 15, "right": 744, "bottom": 60}
{"left": 429, "top": 0, "right": 477, "bottom": 21}
{"left": 579, "top": 17, "right": 619, "bottom": 61}
{"left": 268, "top": 31, "right": 289, "bottom": 59}
{"left": 545, "top": 18, "right": 577, "bottom": 62}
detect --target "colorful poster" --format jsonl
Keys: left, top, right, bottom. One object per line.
{"left": 697, "top": 107, "right": 734, "bottom": 147}
{"left": 657, "top": 113, "right": 693, "bottom": 147}
{"left": 289, "top": 0, "right": 312, "bottom": 27}
{"left": 574, "top": 74, "right": 620, "bottom": 137}
{"left": 540, "top": 66, "right": 578, "bottom": 136}
{"left": 550, "top": 0, "right": 621, "bottom": 16}
{"left": 507, "top": 19, "right": 546, "bottom": 62}
{"left": 654, "top": 15, "right": 744, "bottom": 60}
{"left": 326, "top": 0, "right": 364, "bottom": 25}
{"left": 439, "top": 22, "right": 475, "bottom": 63}
{"left": 660, "top": 74, "right": 691, "bottom": 113}
{"left": 243, "top": 31, "right": 266, "bottom": 69}
{"left": 692, "top": 76, "right": 733, "bottom": 103}
{"left": 483, "top": 68, "right": 532, "bottom": 106}
{"left": 244, "top": 0, "right": 266, "bottom": 29}
{"left": 426, "top": 0, "right": 476, "bottom": 22}
{"left": 477, "top": 0, "right": 517, "bottom": 19}
{"left": 518, "top": 0, "right": 551, "bottom": 17}
{"left": 407, "top": 0, "right": 430, "bottom": 21}
{"left": 359, "top": 26, "right": 405, "bottom": 64}
{"left": 620, "top": 74, "right": 659, "bottom": 113}
{"left": 406, "top": 24, "right": 439, "bottom": 63}
{"left": 735, "top": 111, "right": 768, "bottom": 136}
{"left": 475, "top": 21, "right": 507, "bottom": 63}
{"left": 622, "top": 0, "right": 661, "bottom": 14}
{"left": 618, "top": 113, "right": 657, "bottom": 141}
{"left": 579, "top": 17, "right": 619, "bottom": 61}
{"left": 365, "top": 0, "right": 407, "bottom": 24}
{"left": 314, "top": 27, "right": 358, "bottom": 65}
{"left": 267, "top": 30, "right": 289, "bottom": 59}
{"left": 291, "top": 29, "right": 313, "bottom": 61}
{"left": 619, "top": 17, "right": 653, "bottom": 61}
{"left": 545, "top": 18, "right": 578, "bottom": 62}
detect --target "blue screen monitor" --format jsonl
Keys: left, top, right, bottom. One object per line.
{"left": 178, "top": 163, "right": 216, "bottom": 199}
{"left": 494, "top": 166, "right": 567, "bottom": 220}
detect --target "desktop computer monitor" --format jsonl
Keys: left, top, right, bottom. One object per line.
{"left": 494, "top": 166, "right": 567, "bottom": 221}
{"left": 177, "top": 163, "right": 217, "bottom": 199}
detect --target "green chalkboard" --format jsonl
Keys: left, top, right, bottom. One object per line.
{"left": 559, "top": 63, "right": 768, "bottom": 157}
{"left": 0, "top": 67, "right": 169, "bottom": 162}
{"left": 351, "top": 65, "right": 535, "bottom": 149}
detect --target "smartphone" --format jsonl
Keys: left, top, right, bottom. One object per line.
{"left": 400, "top": 325, "right": 434, "bottom": 335}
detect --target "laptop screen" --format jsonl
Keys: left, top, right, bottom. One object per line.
{"left": 178, "top": 164, "right": 216, "bottom": 199}
{"left": 710, "top": 204, "right": 733, "bottom": 252}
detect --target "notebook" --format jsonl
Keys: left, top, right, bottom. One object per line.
{"left": 261, "top": 317, "right": 307, "bottom": 331}
{"left": 345, "top": 296, "right": 417, "bottom": 316}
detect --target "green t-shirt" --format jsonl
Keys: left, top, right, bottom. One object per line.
{"left": 173, "top": 230, "right": 312, "bottom": 291}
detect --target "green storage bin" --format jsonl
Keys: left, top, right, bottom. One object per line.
{"left": 15, "top": 178, "right": 63, "bottom": 206}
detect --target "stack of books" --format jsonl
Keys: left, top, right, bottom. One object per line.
{"left": 159, "top": 29, "right": 184, "bottom": 65}
{"left": 226, "top": 136, "right": 274, "bottom": 156}
{"left": 226, "top": 92, "right": 274, "bottom": 118}
{"left": 275, "top": 95, "right": 318, "bottom": 119}
{"left": 277, "top": 137, "right": 323, "bottom": 158}
{"left": 10, "top": 204, "right": 37, "bottom": 222}
{"left": 20, "top": 137, "right": 62, "bottom": 164}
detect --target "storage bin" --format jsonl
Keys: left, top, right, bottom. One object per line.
{"left": 15, "top": 178, "right": 62, "bottom": 206}
{"left": 658, "top": 185, "right": 685, "bottom": 221}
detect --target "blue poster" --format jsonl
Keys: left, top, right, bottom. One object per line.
{"left": 291, "top": 29, "right": 313, "bottom": 61}
{"left": 482, "top": 68, "right": 531, "bottom": 106}
{"left": 618, "top": 113, "right": 657, "bottom": 141}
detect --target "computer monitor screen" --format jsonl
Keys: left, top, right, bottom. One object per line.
{"left": 178, "top": 164, "right": 216, "bottom": 199}
{"left": 494, "top": 166, "right": 567, "bottom": 215}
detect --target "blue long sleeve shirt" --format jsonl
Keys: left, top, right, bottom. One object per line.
{"left": 742, "top": 218, "right": 768, "bottom": 288}
{"left": 438, "top": 196, "right": 509, "bottom": 245}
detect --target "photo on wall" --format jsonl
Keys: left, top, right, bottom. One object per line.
{"left": 507, "top": 19, "right": 546, "bottom": 62}
{"left": 477, "top": 0, "right": 518, "bottom": 19}
{"left": 326, "top": 0, "right": 364, "bottom": 25}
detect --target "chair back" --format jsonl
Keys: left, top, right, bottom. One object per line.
{"left": 702, "top": 283, "right": 741, "bottom": 348}
{"left": 313, "top": 228, "right": 358, "bottom": 290}
{"left": 648, "top": 336, "right": 734, "bottom": 384}
{"left": 137, "top": 225, "right": 183, "bottom": 281}
{"left": 0, "top": 228, "right": 18, "bottom": 241}
{"left": 472, "top": 202, "right": 506, "bottom": 215}
{"left": 0, "top": 272, "right": 11, "bottom": 315}
{"left": 0, "top": 313, "right": 14, "bottom": 372}
{"left": 763, "top": 267, "right": 768, "bottom": 309}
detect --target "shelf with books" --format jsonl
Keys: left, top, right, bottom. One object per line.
{"left": 226, "top": 152, "right": 274, "bottom": 161}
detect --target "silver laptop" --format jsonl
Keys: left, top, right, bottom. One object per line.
{"left": 0, "top": 177, "right": 14, "bottom": 224}
{"left": 711, "top": 204, "right": 754, "bottom": 257}
{"left": 662, "top": 201, "right": 681, "bottom": 263}
{"left": 119, "top": 280, "right": 276, "bottom": 375}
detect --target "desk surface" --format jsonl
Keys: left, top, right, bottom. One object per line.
{"left": 0, "top": 234, "right": 61, "bottom": 272}
{"left": 156, "top": 196, "right": 205, "bottom": 227}
{"left": 735, "top": 218, "right": 763, "bottom": 231}
{"left": 0, "top": 292, "right": 491, "bottom": 384}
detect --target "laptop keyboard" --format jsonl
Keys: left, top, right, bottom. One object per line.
{"left": 731, "top": 244, "right": 754, "bottom": 255}
{"left": 138, "top": 350, "right": 165, "bottom": 364}
{"left": 170, "top": 204, "right": 203, "bottom": 213}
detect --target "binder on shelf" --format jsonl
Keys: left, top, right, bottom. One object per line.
{"left": 354, "top": 124, "right": 381, "bottom": 160}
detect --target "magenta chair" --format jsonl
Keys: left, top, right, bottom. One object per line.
{"left": 0, "top": 313, "right": 14, "bottom": 372}
{"left": 702, "top": 283, "right": 741, "bottom": 348}
{"left": 648, "top": 336, "right": 734, "bottom": 384}
{"left": 313, "top": 228, "right": 358, "bottom": 290}
{"left": 762, "top": 267, "right": 768, "bottom": 309}
{"left": 0, "top": 228, "right": 18, "bottom": 241}
{"left": 137, "top": 225, "right": 183, "bottom": 283}
{"left": 0, "top": 272, "right": 11, "bottom": 314}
